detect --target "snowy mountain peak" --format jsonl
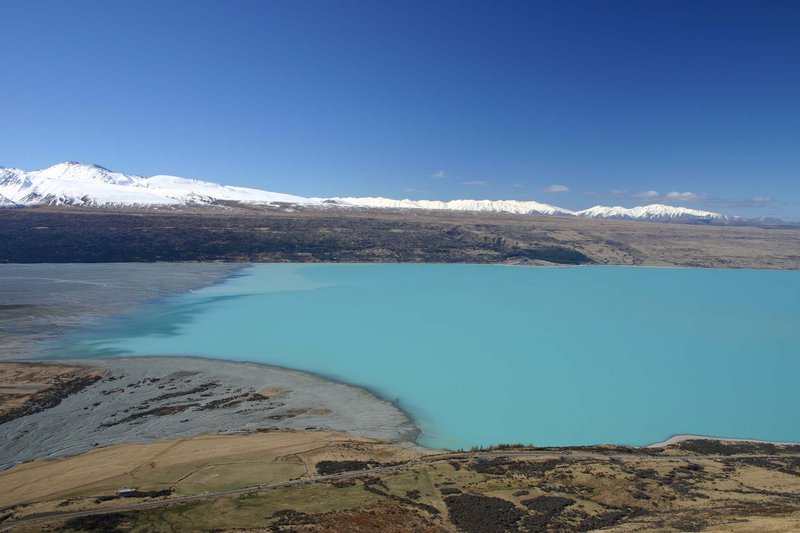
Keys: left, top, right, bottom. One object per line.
{"left": 576, "top": 203, "right": 730, "bottom": 221}
{"left": 34, "top": 161, "right": 138, "bottom": 186}
{"left": 324, "top": 197, "right": 575, "bottom": 216}
{"left": 0, "top": 161, "right": 739, "bottom": 224}
{"left": 62, "top": 161, "right": 111, "bottom": 171}
{"left": 0, "top": 162, "right": 313, "bottom": 207}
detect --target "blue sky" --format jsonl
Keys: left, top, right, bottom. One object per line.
{"left": 2, "top": 1, "right": 799, "bottom": 219}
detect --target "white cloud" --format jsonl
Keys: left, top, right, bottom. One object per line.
{"left": 611, "top": 188, "right": 720, "bottom": 206}
{"left": 431, "top": 170, "right": 446, "bottom": 179}
{"left": 666, "top": 191, "right": 703, "bottom": 201}
{"left": 633, "top": 190, "right": 660, "bottom": 199}
{"left": 750, "top": 195, "right": 772, "bottom": 206}
{"left": 709, "top": 195, "right": 773, "bottom": 208}
{"left": 542, "top": 184, "right": 569, "bottom": 193}
{"left": 512, "top": 183, "right": 525, "bottom": 188}
{"left": 461, "top": 180, "right": 488, "bottom": 186}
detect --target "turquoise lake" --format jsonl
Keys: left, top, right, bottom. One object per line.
{"left": 52, "top": 264, "right": 800, "bottom": 449}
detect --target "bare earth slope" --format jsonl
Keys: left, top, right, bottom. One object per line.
{"left": 1, "top": 205, "right": 799, "bottom": 268}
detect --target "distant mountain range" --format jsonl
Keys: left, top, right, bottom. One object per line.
{"left": 0, "top": 162, "right": 791, "bottom": 225}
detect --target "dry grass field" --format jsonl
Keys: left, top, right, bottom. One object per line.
{"left": 0, "top": 431, "right": 419, "bottom": 511}
{"left": 3, "top": 435, "right": 800, "bottom": 532}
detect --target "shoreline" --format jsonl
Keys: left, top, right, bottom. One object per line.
{"left": 4, "top": 263, "right": 798, "bottom": 464}
{"left": 6, "top": 260, "right": 800, "bottom": 271}
{"left": 7, "top": 354, "right": 800, "bottom": 461}
{"left": 22, "top": 352, "right": 427, "bottom": 448}
{"left": 646, "top": 433, "right": 800, "bottom": 448}
{"left": 0, "top": 356, "right": 421, "bottom": 471}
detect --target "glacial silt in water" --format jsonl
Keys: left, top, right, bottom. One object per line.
{"left": 50, "top": 264, "right": 800, "bottom": 449}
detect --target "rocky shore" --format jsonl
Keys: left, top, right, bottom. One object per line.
{"left": 0, "top": 356, "right": 419, "bottom": 470}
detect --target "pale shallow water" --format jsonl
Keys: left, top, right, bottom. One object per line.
{"left": 0, "top": 263, "right": 239, "bottom": 358}
{"left": 48, "top": 264, "right": 800, "bottom": 449}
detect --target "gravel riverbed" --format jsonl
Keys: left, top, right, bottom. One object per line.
{"left": 0, "top": 356, "right": 418, "bottom": 470}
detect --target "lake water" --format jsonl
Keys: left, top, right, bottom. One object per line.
{"left": 50, "top": 264, "right": 800, "bottom": 449}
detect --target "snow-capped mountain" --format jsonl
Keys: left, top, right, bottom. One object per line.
{"left": 576, "top": 204, "right": 731, "bottom": 222}
{"left": 0, "top": 162, "right": 312, "bottom": 207}
{"left": 325, "top": 197, "right": 573, "bottom": 216}
{"left": 0, "top": 162, "right": 737, "bottom": 223}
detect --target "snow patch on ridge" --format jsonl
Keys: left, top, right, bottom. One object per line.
{"left": 0, "top": 193, "right": 20, "bottom": 207}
